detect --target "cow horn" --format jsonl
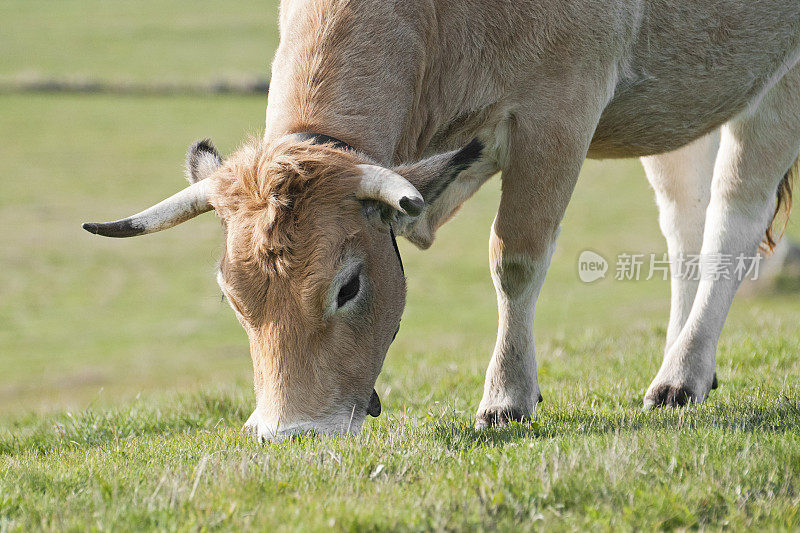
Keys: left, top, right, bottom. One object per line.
{"left": 82, "top": 179, "right": 213, "bottom": 238}
{"left": 356, "top": 164, "right": 425, "bottom": 217}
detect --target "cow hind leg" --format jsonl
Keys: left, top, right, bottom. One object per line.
{"left": 644, "top": 66, "right": 800, "bottom": 409}
{"left": 641, "top": 131, "right": 719, "bottom": 354}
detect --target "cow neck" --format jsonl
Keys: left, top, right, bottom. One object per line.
{"left": 285, "top": 132, "right": 405, "bottom": 276}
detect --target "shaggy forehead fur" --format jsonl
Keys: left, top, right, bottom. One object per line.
{"left": 212, "top": 137, "right": 366, "bottom": 323}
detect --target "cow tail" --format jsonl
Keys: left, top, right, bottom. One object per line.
{"left": 762, "top": 155, "right": 797, "bottom": 253}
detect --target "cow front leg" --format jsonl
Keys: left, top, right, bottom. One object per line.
{"left": 475, "top": 222, "right": 559, "bottom": 427}
{"left": 475, "top": 103, "right": 606, "bottom": 427}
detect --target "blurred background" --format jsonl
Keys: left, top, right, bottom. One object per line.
{"left": 1, "top": 0, "right": 797, "bottom": 416}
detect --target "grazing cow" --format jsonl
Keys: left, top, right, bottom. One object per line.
{"left": 83, "top": 0, "right": 800, "bottom": 440}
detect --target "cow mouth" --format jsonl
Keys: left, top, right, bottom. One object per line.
{"left": 367, "top": 388, "right": 381, "bottom": 417}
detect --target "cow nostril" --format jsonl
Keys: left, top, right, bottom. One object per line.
{"left": 367, "top": 389, "right": 381, "bottom": 417}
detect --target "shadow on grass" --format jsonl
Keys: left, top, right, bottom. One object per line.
{"left": 433, "top": 394, "right": 800, "bottom": 450}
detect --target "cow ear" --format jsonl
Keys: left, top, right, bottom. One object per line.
{"left": 390, "top": 138, "right": 489, "bottom": 249}
{"left": 185, "top": 139, "right": 223, "bottom": 184}
{"left": 393, "top": 138, "right": 484, "bottom": 205}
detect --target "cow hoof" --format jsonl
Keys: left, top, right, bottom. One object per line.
{"left": 642, "top": 373, "right": 717, "bottom": 410}
{"left": 475, "top": 405, "right": 529, "bottom": 429}
{"left": 643, "top": 384, "right": 695, "bottom": 409}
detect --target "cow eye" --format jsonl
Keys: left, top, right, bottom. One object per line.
{"left": 337, "top": 272, "right": 361, "bottom": 308}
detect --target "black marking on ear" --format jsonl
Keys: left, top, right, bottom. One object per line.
{"left": 537, "top": 393, "right": 544, "bottom": 404}
{"left": 399, "top": 196, "right": 424, "bottom": 216}
{"left": 420, "top": 138, "right": 484, "bottom": 203}
{"left": 186, "top": 138, "right": 223, "bottom": 184}
{"left": 81, "top": 220, "right": 145, "bottom": 238}
{"left": 368, "top": 389, "right": 382, "bottom": 417}
{"left": 449, "top": 138, "right": 484, "bottom": 174}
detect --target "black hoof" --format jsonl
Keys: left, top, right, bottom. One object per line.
{"left": 645, "top": 384, "right": 694, "bottom": 408}
{"left": 476, "top": 406, "right": 529, "bottom": 428}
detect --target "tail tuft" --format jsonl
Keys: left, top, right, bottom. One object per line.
{"left": 762, "top": 156, "right": 797, "bottom": 253}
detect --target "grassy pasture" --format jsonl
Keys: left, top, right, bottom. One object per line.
{"left": 0, "top": 0, "right": 279, "bottom": 84}
{"left": 1, "top": 1, "right": 800, "bottom": 530}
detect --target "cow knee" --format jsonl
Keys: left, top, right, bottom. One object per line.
{"left": 489, "top": 228, "right": 559, "bottom": 300}
{"left": 492, "top": 255, "right": 537, "bottom": 299}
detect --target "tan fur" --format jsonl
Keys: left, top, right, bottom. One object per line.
{"left": 211, "top": 138, "right": 405, "bottom": 427}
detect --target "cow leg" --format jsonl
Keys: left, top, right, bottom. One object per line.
{"left": 641, "top": 131, "right": 719, "bottom": 353}
{"left": 475, "top": 95, "right": 608, "bottom": 428}
{"left": 644, "top": 66, "right": 800, "bottom": 408}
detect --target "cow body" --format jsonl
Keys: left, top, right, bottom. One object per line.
{"left": 266, "top": 0, "right": 800, "bottom": 161}
{"left": 264, "top": 0, "right": 800, "bottom": 426}
{"left": 85, "top": 0, "right": 800, "bottom": 437}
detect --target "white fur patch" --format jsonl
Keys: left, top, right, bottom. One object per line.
{"left": 243, "top": 406, "right": 367, "bottom": 442}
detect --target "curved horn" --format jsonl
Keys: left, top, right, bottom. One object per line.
{"left": 355, "top": 164, "right": 425, "bottom": 216}
{"left": 82, "top": 179, "right": 213, "bottom": 238}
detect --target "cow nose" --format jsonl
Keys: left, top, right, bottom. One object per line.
{"left": 367, "top": 388, "right": 381, "bottom": 417}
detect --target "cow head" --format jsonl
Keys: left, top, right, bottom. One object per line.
{"left": 82, "top": 135, "right": 482, "bottom": 440}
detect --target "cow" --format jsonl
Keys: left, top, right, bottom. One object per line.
{"left": 83, "top": 0, "right": 800, "bottom": 440}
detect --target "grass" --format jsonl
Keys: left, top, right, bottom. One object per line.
{"left": 0, "top": 0, "right": 278, "bottom": 84}
{"left": 2, "top": 359, "right": 800, "bottom": 530}
{"left": 1, "top": 1, "right": 800, "bottom": 530}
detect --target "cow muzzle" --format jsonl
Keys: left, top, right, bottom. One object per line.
{"left": 243, "top": 391, "right": 381, "bottom": 442}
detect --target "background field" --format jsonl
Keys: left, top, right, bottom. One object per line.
{"left": 1, "top": 2, "right": 799, "bottom": 530}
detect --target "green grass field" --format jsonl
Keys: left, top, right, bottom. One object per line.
{"left": 0, "top": 0, "right": 279, "bottom": 84}
{"left": 1, "top": 2, "right": 799, "bottom": 530}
